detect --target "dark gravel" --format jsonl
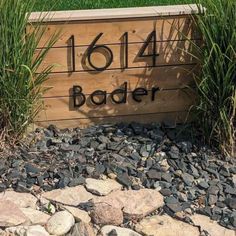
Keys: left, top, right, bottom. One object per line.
{"left": 1, "top": 122, "right": 236, "bottom": 230}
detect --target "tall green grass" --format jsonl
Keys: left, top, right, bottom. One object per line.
{"left": 192, "top": 0, "right": 236, "bottom": 155}
{"left": 0, "top": 0, "right": 59, "bottom": 142}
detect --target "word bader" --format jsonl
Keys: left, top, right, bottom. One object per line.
{"left": 73, "top": 83, "right": 160, "bottom": 107}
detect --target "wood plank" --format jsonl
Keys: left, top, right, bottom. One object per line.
{"left": 36, "top": 111, "right": 190, "bottom": 129}
{"left": 43, "top": 65, "right": 197, "bottom": 97}
{"left": 29, "top": 5, "right": 199, "bottom": 23}
{"left": 30, "top": 16, "right": 199, "bottom": 48}
{"left": 36, "top": 39, "right": 198, "bottom": 73}
{"left": 37, "top": 88, "right": 195, "bottom": 121}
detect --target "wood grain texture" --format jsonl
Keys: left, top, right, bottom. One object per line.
{"left": 43, "top": 65, "right": 197, "bottom": 97}
{"left": 31, "top": 16, "right": 199, "bottom": 48}
{"left": 36, "top": 111, "right": 190, "bottom": 129}
{"left": 31, "top": 8, "right": 200, "bottom": 128}
{"left": 36, "top": 39, "right": 198, "bottom": 73}
{"left": 37, "top": 88, "right": 195, "bottom": 121}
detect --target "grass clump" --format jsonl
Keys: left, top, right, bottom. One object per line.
{"left": 193, "top": 0, "right": 236, "bottom": 155}
{"left": 0, "top": 0, "right": 58, "bottom": 143}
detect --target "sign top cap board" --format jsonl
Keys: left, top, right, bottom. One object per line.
{"left": 29, "top": 4, "right": 201, "bottom": 22}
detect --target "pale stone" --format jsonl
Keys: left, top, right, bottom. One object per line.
{"left": 93, "top": 189, "right": 164, "bottom": 219}
{"left": 63, "top": 206, "right": 91, "bottom": 223}
{"left": 191, "top": 214, "right": 235, "bottom": 236}
{"left": 85, "top": 178, "right": 122, "bottom": 196}
{"left": 69, "top": 222, "right": 96, "bottom": 236}
{"left": 0, "top": 191, "right": 37, "bottom": 209}
{"left": 101, "top": 225, "right": 141, "bottom": 236}
{"left": 6, "top": 225, "right": 49, "bottom": 236}
{"left": 108, "top": 173, "right": 117, "bottom": 180}
{"left": 42, "top": 186, "right": 93, "bottom": 206}
{"left": 26, "top": 225, "right": 49, "bottom": 236}
{"left": 20, "top": 208, "right": 50, "bottom": 225}
{"left": 135, "top": 215, "right": 199, "bottom": 236}
{"left": 6, "top": 226, "right": 28, "bottom": 236}
{"left": 91, "top": 202, "right": 123, "bottom": 226}
{"left": 160, "top": 159, "right": 170, "bottom": 171}
{"left": 46, "top": 211, "right": 75, "bottom": 235}
{"left": 0, "top": 200, "right": 28, "bottom": 227}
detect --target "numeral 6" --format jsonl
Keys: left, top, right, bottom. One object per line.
{"left": 87, "top": 33, "right": 114, "bottom": 71}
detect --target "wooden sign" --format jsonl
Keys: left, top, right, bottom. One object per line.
{"left": 29, "top": 5, "right": 200, "bottom": 128}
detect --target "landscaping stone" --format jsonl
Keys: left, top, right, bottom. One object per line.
{"left": 42, "top": 186, "right": 93, "bottom": 206}
{"left": 101, "top": 225, "right": 141, "bottom": 236}
{"left": 67, "top": 222, "right": 96, "bottom": 236}
{"left": 1, "top": 123, "right": 236, "bottom": 231}
{"left": 6, "top": 226, "right": 29, "bottom": 236}
{"left": 20, "top": 208, "right": 50, "bottom": 225}
{"left": 93, "top": 189, "right": 164, "bottom": 219}
{"left": 26, "top": 225, "right": 49, "bottom": 236}
{"left": 191, "top": 214, "right": 235, "bottom": 236}
{"left": 91, "top": 202, "right": 123, "bottom": 226}
{"left": 135, "top": 215, "right": 199, "bottom": 236}
{"left": 46, "top": 211, "right": 75, "bottom": 235}
{"left": 225, "top": 198, "right": 236, "bottom": 210}
{"left": 0, "top": 200, "right": 28, "bottom": 227}
{"left": 63, "top": 205, "right": 91, "bottom": 223}
{"left": 0, "top": 191, "right": 37, "bottom": 209}
{"left": 85, "top": 178, "right": 122, "bottom": 196}
{"left": 6, "top": 225, "right": 49, "bottom": 236}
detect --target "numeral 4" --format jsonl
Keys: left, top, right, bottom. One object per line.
{"left": 137, "top": 31, "right": 159, "bottom": 67}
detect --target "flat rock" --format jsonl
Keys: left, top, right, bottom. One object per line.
{"left": 20, "top": 208, "right": 50, "bottom": 225}
{"left": 85, "top": 178, "right": 122, "bottom": 196}
{"left": 46, "top": 211, "right": 75, "bottom": 235}
{"left": 68, "top": 222, "right": 96, "bottom": 236}
{"left": 0, "top": 191, "right": 37, "bottom": 209}
{"left": 63, "top": 205, "right": 91, "bottom": 223}
{"left": 191, "top": 214, "right": 235, "bottom": 236}
{"left": 101, "top": 225, "right": 141, "bottom": 236}
{"left": 0, "top": 200, "right": 28, "bottom": 227}
{"left": 91, "top": 202, "right": 123, "bottom": 226}
{"left": 135, "top": 215, "right": 199, "bottom": 236}
{"left": 93, "top": 189, "right": 164, "bottom": 219}
{"left": 42, "top": 186, "right": 93, "bottom": 206}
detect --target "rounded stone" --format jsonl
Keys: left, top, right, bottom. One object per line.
{"left": 46, "top": 211, "right": 75, "bottom": 235}
{"left": 91, "top": 202, "right": 123, "bottom": 226}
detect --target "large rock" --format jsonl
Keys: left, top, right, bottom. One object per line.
{"left": 101, "top": 225, "right": 141, "bottom": 236}
{"left": 42, "top": 186, "right": 93, "bottom": 206}
{"left": 85, "top": 178, "right": 122, "bottom": 196}
{"left": 91, "top": 202, "right": 123, "bottom": 225}
{"left": 191, "top": 214, "right": 235, "bottom": 236}
{"left": 67, "top": 222, "right": 96, "bottom": 236}
{"left": 135, "top": 215, "right": 199, "bottom": 236}
{"left": 93, "top": 189, "right": 164, "bottom": 219}
{"left": 46, "top": 211, "right": 75, "bottom": 235}
{"left": 63, "top": 205, "right": 91, "bottom": 223}
{"left": 20, "top": 208, "right": 50, "bottom": 225}
{"left": 0, "top": 200, "right": 28, "bottom": 227}
{"left": 0, "top": 191, "right": 37, "bottom": 209}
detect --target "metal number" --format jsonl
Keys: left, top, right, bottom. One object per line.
{"left": 87, "top": 33, "right": 114, "bottom": 71}
{"left": 137, "top": 31, "right": 159, "bottom": 67}
{"left": 70, "top": 35, "right": 76, "bottom": 72}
